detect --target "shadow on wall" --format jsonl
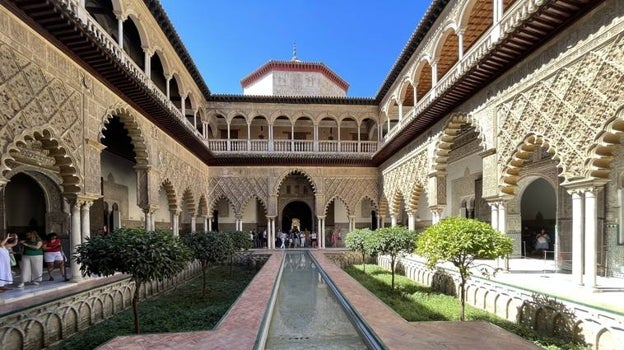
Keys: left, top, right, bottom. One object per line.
{"left": 518, "top": 294, "right": 586, "bottom": 347}
{"left": 431, "top": 269, "right": 457, "bottom": 297}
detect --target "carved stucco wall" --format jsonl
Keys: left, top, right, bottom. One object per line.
{"left": 0, "top": 6, "right": 214, "bottom": 224}
{"left": 205, "top": 166, "right": 378, "bottom": 221}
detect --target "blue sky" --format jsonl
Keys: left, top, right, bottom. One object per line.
{"left": 159, "top": 1, "right": 430, "bottom": 97}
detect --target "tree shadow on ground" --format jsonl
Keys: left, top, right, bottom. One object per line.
{"left": 344, "top": 265, "right": 448, "bottom": 321}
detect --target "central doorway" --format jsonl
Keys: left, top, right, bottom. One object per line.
{"left": 281, "top": 201, "right": 313, "bottom": 233}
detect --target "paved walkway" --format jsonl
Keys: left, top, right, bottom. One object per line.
{"left": 1, "top": 250, "right": 623, "bottom": 349}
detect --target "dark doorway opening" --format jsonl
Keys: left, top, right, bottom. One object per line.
{"left": 281, "top": 201, "right": 313, "bottom": 233}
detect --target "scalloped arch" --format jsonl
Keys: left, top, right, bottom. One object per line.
{"left": 273, "top": 169, "right": 318, "bottom": 195}
{"left": 389, "top": 190, "right": 406, "bottom": 216}
{"left": 586, "top": 106, "right": 624, "bottom": 180}
{"left": 1, "top": 128, "right": 82, "bottom": 194}
{"left": 500, "top": 134, "right": 563, "bottom": 195}
{"left": 323, "top": 195, "right": 351, "bottom": 217}
{"left": 432, "top": 113, "right": 485, "bottom": 172}
{"left": 160, "top": 179, "right": 178, "bottom": 211}
{"left": 240, "top": 195, "right": 268, "bottom": 216}
{"left": 101, "top": 106, "right": 149, "bottom": 166}
{"left": 181, "top": 188, "right": 196, "bottom": 217}
{"left": 208, "top": 194, "right": 237, "bottom": 217}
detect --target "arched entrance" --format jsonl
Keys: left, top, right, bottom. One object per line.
{"left": 277, "top": 171, "right": 316, "bottom": 235}
{"left": 520, "top": 178, "right": 556, "bottom": 258}
{"left": 4, "top": 173, "right": 46, "bottom": 237}
{"left": 281, "top": 201, "right": 312, "bottom": 233}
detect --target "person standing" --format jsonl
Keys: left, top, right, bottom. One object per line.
{"left": 17, "top": 231, "right": 43, "bottom": 287}
{"left": 0, "top": 233, "right": 18, "bottom": 292}
{"left": 43, "top": 232, "right": 67, "bottom": 281}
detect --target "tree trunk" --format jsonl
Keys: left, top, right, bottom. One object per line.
{"left": 132, "top": 281, "right": 142, "bottom": 334}
{"left": 391, "top": 256, "right": 395, "bottom": 290}
{"left": 459, "top": 275, "right": 466, "bottom": 321}
{"left": 362, "top": 253, "right": 366, "bottom": 273}
{"left": 202, "top": 264, "right": 207, "bottom": 298}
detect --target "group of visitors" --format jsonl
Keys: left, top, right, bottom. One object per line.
{"left": 0, "top": 231, "right": 68, "bottom": 292}
{"left": 278, "top": 228, "right": 317, "bottom": 249}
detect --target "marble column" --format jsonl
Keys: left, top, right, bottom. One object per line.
{"left": 190, "top": 216, "right": 197, "bottom": 233}
{"left": 171, "top": 210, "right": 180, "bottom": 236}
{"left": 407, "top": 213, "right": 415, "bottom": 231}
{"left": 570, "top": 190, "right": 584, "bottom": 285}
{"left": 391, "top": 215, "right": 397, "bottom": 227}
{"left": 208, "top": 216, "right": 213, "bottom": 232}
{"left": 70, "top": 200, "right": 82, "bottom": 283}
{"left": 584, "top": 189, "right": 598, "bottom": 289}
{"left": 80, "top": 200, "right": 92, "bottom": 243}
{"left": 203, "top": 216, "right": 209, "bottom": 232}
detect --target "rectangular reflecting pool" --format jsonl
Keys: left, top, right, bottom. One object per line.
{"left": 264, "top": 251, "right": 368, "bottom": 350}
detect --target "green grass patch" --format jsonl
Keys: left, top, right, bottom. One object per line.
{"left": 345, "top": 264, "right": 589, "bottom": 350}
{"left": 50, "top": 265, "right": 260, "bottom": 350}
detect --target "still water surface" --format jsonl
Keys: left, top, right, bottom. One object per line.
{"left": 265, "top": 251, "right": 367, "bottom": 349}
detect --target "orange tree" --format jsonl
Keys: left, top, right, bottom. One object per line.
{"left": 366, "top": 226, "right": 418, "bottom": 290}
{"left": 75, "top": 228, "right": 190, "bottom": 333}
{"left": 416, "top": 217, "right": 512, "bottom": 321}
{"left": 182, "top": 231, "right": 233, "bottom": 297}
{"left": 344, "top": 228, "right": 373, "bottom": 272}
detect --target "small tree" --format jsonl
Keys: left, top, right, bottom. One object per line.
{"left": 75, "top": 228, "right": 190, "bottom": 333}
{"left": 345, "top": 228, "right": 373, "bottom": 272}
{"left": 366, "top": 226, "right": 418, "bottom": 289}
{"left": 182, "top": 231, "right": 233, "bottom": 297}
{"left": 416, "top": 217, "right": 513, "bottom": 321}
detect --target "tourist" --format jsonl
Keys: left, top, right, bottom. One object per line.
{"left": 262, "top": 229, "right": 267, "bottom": 248}
{"left": 299, "top": 231, "right": 305, "bottom": 248}
{"left": 43, "top": 232, "right": 68, "bottom": 281}
{"left": 280, "top": 231, "right": 287, "bottom": 249}
{"left": 311, "top": 230, "right": 317, "bottom": 248}
{"left": 331, "top": 228, "right": 339, "bottom": 247}
{"left": 534, "top": 229, "right": 551, "bottom": 254}
{"left": 0, "top": 233, "right": 18, "bottom": 292}
{"left": 17, "top": 231, "right": 43, "bottom": 287}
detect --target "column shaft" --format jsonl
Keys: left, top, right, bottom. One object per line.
{"left": 70, "top": 202, "right": 82, "bottom": 282}
{"left": 584, "top": 190, "right": 597, "bottom": 288}
{"left": 571, "top": 191, "right": 584, "bottom": 285}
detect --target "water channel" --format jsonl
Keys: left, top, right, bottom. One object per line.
{"left": 263, "top": 251, "right": 371, "bottom": 349}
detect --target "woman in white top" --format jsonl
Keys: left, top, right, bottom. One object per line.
{"left": 0, "top": 234, "right": 18, "bottom": 292}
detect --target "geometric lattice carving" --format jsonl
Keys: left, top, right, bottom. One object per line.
{"left": 323, "top": 177, "right": 378, "bottom": 216}
{"left": 498, "top": 34, "right": 624, "bottom": 194}
{"left": 0, "top": 43, "right": 83, "bottom": 192}
{"left": 207, "top": 177, "right": 269, "bottom": 216}
{"left": 383, "top": 150, "right": 428, "bottom": 214}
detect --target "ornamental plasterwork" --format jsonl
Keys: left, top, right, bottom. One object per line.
{"left": 206, "top": 176, "right": 269, "bottom": 216}
{"left": 323, "top": 177, "right": 379, "bottom": 215}
{"left": 382, "top": 149, "right": 429, "bottom": 213}
{"left": 156, "top": 148, "right": 206, "bottom": 203}
{"left": 0, "top": 43, "right": 83, "bottom": 190}
{"left": 497, "top": 34, "right": 624, "bottom": 192}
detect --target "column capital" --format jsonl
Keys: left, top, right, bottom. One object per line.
{"left": 142, "top": 205, "right": 159, "bottom": 214}
{"left": 266, "top": 215, "right": 276, "bottom": 220}
{"left": 316, "top": 215, "right": 326, "bottom": 220}
{"left": 428, "top": 205, "right": 446, "bottom": 213}
{"left": 563, "top": 178, "right": 608, "bottom": 194}
{"left": 484, "top": 195, "right": 513, "bottom": 206}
